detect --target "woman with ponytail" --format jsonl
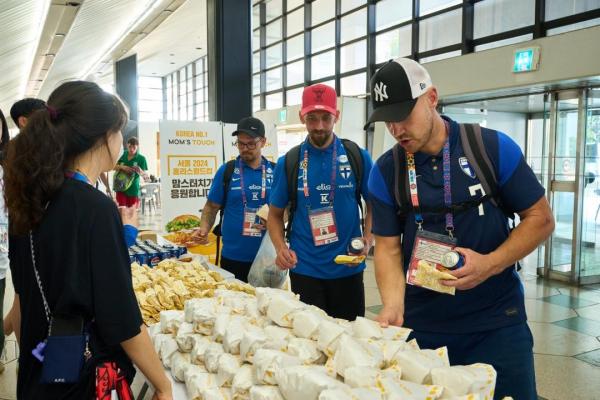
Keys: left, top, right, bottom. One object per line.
{"left": 4, "top": 81, "right": 172, "bottom": 399}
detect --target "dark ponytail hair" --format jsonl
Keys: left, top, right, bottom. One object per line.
{"left": 0, "top": 107, "right": 9, "bottom": 159}
{"left": 4, "top": 81, "right": 127, "bottom": 235}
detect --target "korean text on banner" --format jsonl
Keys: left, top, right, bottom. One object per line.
{"left": 159, "top": 121, "right": 224, "bottom": 228}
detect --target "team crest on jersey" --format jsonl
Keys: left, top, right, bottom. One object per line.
{"left": 339, "top": 164, "right": 352, "bottom": 179}
{"left": 234, "top": 168, "right": 240, "bottom": 175}
{"left": 338, "top": 155, "right": 348, "bottom": 163}
{"left": 459, "top": 157, "right": 476, "bottom": 179}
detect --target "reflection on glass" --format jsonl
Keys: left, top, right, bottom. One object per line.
{"left": 341, "top": 0, "right": 366, "bottom": 14}
{"left": 286, "top": 60, "right": 304, "bottom": 86}
{"left": 265, "top": 44, "right": 283, "bottom": 68}
{"left": 287, "top": 0, "right": 303, "bottom": 11}
{"left": 252, "top": 4, "right": 260, "bottom": 29}
{"left": 312, "top": 21, "right": 335, "bottom": 53}
{"left": 265, "top": 0, "right": 283, "bottom": 22}
{"left": 266, "top": 19, "right": 282, "bottom": 46}
{"left": 551, "top": 191, "right": 574, "bottom": 272}
{"left": 311, "top": 51, "right": 335, "bottom": 80}
{"left": 287, "top": 87, "right": 304, "bottom": 106}
{"left": 312, "top": 0, "right": 336, "bottom": 26}
{"left": 419, "top": 9, "right": 462, "bottom": 52}
{"left": 253, "top": 30, "right": 261, "bottom": 51}
{"left": 545, "top": 0, "right": 600, "bottom": 21}
{"left": 287, "top": 34, "right": 305, "bottom": 61}
{"left": 340, "top": 73, "right": 366, "bottom": 96}
{"left": 474, "top": 0, "right": 534, "bottom": 39}
{"left": 266, "top": 67, "right": 282, "bottom": 91}
{"left": 340, "top": 40, "right": 367, "bottom": 73}
{"left": 376, "top": 0, "right": 412, "bottom": 31}
{"left": 253, "top": 74, "right": 261, "bottom": 95}
{"left": 253, "top": 96, "right": 261, "bottom": 112}
{"left": 287, "top": 8, "right": 304, "bottom": 37}
{"left": 420, "top": 0, "right": 462, "bottom": 16}
{"left": 341, "top": 8, "right": 367, "bottom": 43}
{"left": 580, "top": 88, "right": 600, "bottom": 279}
{"left": 266, "top": 92, "right": 283, "bottom": 110}
{"left": 554, "top": 100, "right": 579, "bottom": 182}
{"left": 253, "top": 52, "right": 260, "bottom": 73}
{"left": 376, "top": 26, "right": 412, "bottom": 63}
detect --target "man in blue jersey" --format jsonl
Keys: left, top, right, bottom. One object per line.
{"left": 365, "top": 58, "right": 554, "bottom": 399}
{"left": 267, "top": 84, "right": 373, "bottom": 320}
{"left": 196, "top": 117, "right": 275, "bottom": 282}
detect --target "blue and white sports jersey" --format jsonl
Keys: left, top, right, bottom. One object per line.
{"left": 208, "top": 156, "right": 275, "bottom": 262}
{"left": 270, "top": 137, "right": 373, "bottom": 279}
{"left": 368, "top": 116, "right": 545, "bottom": 334}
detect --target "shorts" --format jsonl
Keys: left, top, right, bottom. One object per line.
{"left": 408, "top": 322, "right": 537, "bottom": 400}
{"left": 290, "top": 271, "right": 365, "bottom": 321}
{"left": 116, "top": 192, "right": 139, "bottom": 208}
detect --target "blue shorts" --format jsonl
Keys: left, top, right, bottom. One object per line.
{"left": 408, "top": 322, "right": 537, "bottom": 400}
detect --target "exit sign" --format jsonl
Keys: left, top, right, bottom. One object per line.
{"left": 513, "top": 47, "right": 541, "bottom": 73}
{"left": 279, "top": 109, "right": 287, "bottom": 123}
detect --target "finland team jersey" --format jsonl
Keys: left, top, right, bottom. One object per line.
{"left": 368, "top": 116, "right": 545, "bottom": 334}
{"left": 270, "top": 137, "right": 373, "bottom": 279}
{"left": 208, "top": 157, "right": 275, "bottom": 262}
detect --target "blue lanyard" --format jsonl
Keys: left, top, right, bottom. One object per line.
{"left": 406, "top": 121, "right": 454, "bottom": 236}
{"left": 65, "top": 170, "right": 92, "bottom": 185}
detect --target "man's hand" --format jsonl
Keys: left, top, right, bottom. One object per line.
{"left": 192, "top": 227, "right": 210, "bottom": 245}
{"left": 442, "top": 247, "right": 500, "bottom": 290}
{"left": 275, "top": 246, "right": 297, "bottom": 270}
{"left": 119, "top": 206, "right": 138, "bottom": 228}
{"left": 376, "top": 304, "right": 404, "bottom": 328}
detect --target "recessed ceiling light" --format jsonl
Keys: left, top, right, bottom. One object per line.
{"left": 196, "top": 47, "right": 202, "bottom": 50}
{"left": 55, "top": 33, "right": 65, "bottom": 37}
{"left": 170, "top": 53, "right": 175, "bottom": 56}
{"left": 170, "top": 62, "right": 175, "bottom": 64}
{"left": 44, "top": 53, "right": 55, "bottom": 57}
{"left": 152, "top": 72, "right": 157, "bottom": 75}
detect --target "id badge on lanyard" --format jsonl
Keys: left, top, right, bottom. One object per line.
{"left": 239, "top": 159, "right": 266, "bottom": 237}
{"left": 308, "top": 206, "right": 339, "bottom": 246}
{"left": 242, "top": 207, "right": 263, "bottom": 237}
{"left": 405, "top": 124, "right": 461, "bottom": 294}
{"left": 303, "top": 138, "right": 339, "bottom": 246}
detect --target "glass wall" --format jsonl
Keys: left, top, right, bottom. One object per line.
{"left": 251, "top": 0, "right": 600, "bottom": 111}
{"left": 164, "top": 56, "right": 208, "bottom": 121}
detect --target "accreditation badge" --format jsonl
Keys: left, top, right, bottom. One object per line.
{"left": 406, "top": 230, "right": 458, "bottom": 295}
{"left": 242, "top": 207, "right": 263, "bottom": 237}
{"left": 308, "top": 206, "right": 339, "bottom": 246}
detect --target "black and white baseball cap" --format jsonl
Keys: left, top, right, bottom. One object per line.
{"left": 232, "top": 116, "right": 265, "bottom": 138}
{"left": 364, "top": 58, "right": 432, "bottom": 128}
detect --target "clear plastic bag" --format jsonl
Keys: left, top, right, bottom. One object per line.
{"left": 248, "top": 232, "right": 288, "bottom": 288}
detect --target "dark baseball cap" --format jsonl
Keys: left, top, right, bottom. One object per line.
{"left": 364, "top": 58, "right": 432, "bottom": 129}
{"left": 232, "top": 116, "right": 265, "bottom": 138}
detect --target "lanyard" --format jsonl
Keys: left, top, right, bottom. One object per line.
{"left": 302, "top": 136, "right": 338, "bottom": 206}
{"left": 65, "top": 170, "right": 92, "bottom": 185}
{"left": 406, "top": 122, "right": 454, "bottom": 235}
{"left": 238, "top": 158, "right": 266, "bottom": 206}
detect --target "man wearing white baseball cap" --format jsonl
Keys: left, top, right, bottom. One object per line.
{"left": 366, "top": 58, "right": 554, "bottom": 399}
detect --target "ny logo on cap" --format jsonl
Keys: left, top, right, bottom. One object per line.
{"left": 313, "top": 87, "right": 325, "bottom": 102}
{"left": 374, "top": 82, "right": 388, "bottom": 102}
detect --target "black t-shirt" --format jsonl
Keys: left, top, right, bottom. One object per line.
{"left": 9, "top": 178, "right": 143, "bottom": 399}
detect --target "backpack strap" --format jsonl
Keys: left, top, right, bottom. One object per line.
{"left": 392, "top": 143, "right": 411, "bottom": 215}
{"left": 340, "top": 139, "right": 365, "bottom": 233}
{"left": 284, "top": 145, "right": 302, "bottom": 240}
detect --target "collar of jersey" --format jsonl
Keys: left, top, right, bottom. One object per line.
{"left": 236, "top": 155, "right": 265, "bottom": 170}
{"left": 413, "top": 116, "right": 458, "bottom": 166}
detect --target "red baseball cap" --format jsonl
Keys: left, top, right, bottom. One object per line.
{"left": 300, "top": 84, "right": 337, "bottom": 117}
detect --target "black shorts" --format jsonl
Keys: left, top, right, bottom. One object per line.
{"left": 290, "top": 271, "right": 365, "bottom": 320}
{"left": 220, "top": 256, "right": 253, "bottom": 283}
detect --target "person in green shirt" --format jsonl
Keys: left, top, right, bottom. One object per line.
{"left": 114, "top": 136, "right": 148, "bottom": 207}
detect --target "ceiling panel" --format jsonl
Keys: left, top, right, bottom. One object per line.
{"left": 38, "top": 0, "right": 155, "bottom": 99}
{"left": 0, "top": 1, "right": 48, "bottom": 116}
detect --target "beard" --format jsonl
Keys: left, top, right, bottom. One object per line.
{"left": 240, "top": 152, "right": 257, "bottom": 163}
{"left": 308, "top": 130, "right": 333, "bottom": 147}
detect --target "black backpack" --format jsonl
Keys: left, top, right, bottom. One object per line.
{"left": 213, "top": 157, "right": 275, "bottom": 264}
{"left": 392, "top": 123, "right": 514, "bottom": 219}
{"left": 284, "top": 138, "right": 364, "bottom": 240}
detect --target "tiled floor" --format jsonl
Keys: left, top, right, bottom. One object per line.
{"left": 0, "top": 208, "right": 599, "bottom": 399}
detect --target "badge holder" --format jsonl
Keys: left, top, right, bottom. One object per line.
{"left": 308, "top": 206, "right": 339, "bottom": 247}
{"left": 242, "top": 207, "right": 263, "bottom": 237}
